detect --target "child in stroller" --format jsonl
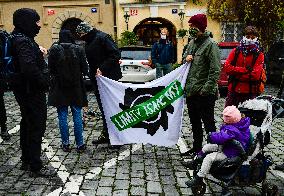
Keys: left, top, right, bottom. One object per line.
{"left": 185, "top": 105, "right": 251, "bottom": 188}
{"left": 184, "top": 95, "right": 284, "bottom": 196}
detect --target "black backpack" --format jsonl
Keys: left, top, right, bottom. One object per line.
{"left": 0, "top": 30, "right": 15, "bottom": 82}
{"left": 50, "top": 43, "right": 81, "bottom": 88}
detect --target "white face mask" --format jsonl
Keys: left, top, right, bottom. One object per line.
{"left": 161, "top": 34, "right": 167, "bottom": 39}
{"left": 242, "top": 36, "right": 258, "bottom": 45}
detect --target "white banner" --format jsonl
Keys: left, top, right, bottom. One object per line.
{"left": 96, "top": 63, "right": 190, "bottom": 147}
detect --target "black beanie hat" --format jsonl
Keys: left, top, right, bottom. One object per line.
{"left": 13, "top": 8, "right": 41, "bottom": 38}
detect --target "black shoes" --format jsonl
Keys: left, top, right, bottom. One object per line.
{"left": 77, "top": 144, "right": 87, "bottom": 153}
{"left": 29, "top": 166, "right": 57, "bottom": 178}
{"left": 182, "top": 153, "right": 204, "bottom": 169}
{"left": 180, "top": 148, "right": 198, "bottom": 157}
{"left": 92, "top": 136, "right": 109, "bottom": 145}
{"left": 275, "top": 163, "right": 284, "bottom": 171}
{"left": 61, "top": 144, "right": 71, "bottom": 152}
{"left": 185, "top": 176, "right": 203, "bottom": 187}
{"left": 0, "top": 126, "right": 10, "bottom": 141}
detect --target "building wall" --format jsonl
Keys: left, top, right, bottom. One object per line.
{"left": 117, "top": 0, "right": 221, "bottom": 63}
{"left": 0, "top": 0, "right": 115, "bottom": 49}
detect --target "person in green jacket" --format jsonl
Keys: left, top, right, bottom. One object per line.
{"left": 181, "top": 14, "right": 221, "bottom": 160}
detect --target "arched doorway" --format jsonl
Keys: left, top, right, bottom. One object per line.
{"left": 133, "top": 17, "right": 177, "bottom": 46}
{"left": 61, "top": 18, "right": 83, "bottom": 40}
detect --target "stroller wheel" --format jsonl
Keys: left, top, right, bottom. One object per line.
{"left": 262, "top": 182, "right": 279, "bottom": 196}
{"left": 191, "top": 181, "right": 206, "bottom": 196}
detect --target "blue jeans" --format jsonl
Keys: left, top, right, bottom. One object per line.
{"left": 57, "top": 106, "right": 84, "bottom": 147}
{"left": 156, "top": 63, "right": 172, "bottom": 78}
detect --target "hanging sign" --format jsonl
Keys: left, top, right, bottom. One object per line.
{"left": 172, "top": 9, "right": 178, "bottom": 14}
{"left": 130, "top": 9, "right": 138, "bottom": 16}
{"left": 91, "top": 8, "right": 97, "bottom": 13}
{"left": 47, "top": 9, "right": 55, "bottom": 16}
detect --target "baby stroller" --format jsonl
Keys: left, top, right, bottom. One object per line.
{"left": 190, "top": 95, "right": 284, "bottom": 196}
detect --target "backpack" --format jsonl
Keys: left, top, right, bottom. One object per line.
{"left": 229, "top": 48, "right": 266, "bottom": 94}
{"left": 0, "top": 30, "right": 15, "bottom": 83}
{"left": 50, "top": 43, "right": 81, "bottom": 88}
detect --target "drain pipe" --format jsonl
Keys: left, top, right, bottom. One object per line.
{"left": 112, "top": 0, "right": 118, "bottom": 41}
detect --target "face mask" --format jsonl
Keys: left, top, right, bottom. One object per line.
{"left": 242, "top": 36, "right": 258, "bottom": 46}
{"left": 161, "top": 34, "right": 167, "bottom": 39}
{"left": 188, "top": 27, "right": 199, "bottom": 37}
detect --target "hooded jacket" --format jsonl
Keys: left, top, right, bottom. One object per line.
{"left": 48, "top": 30, "right": 88, "bottom": 107}
{"left": 11, "top": 8, "right": 49, "bottom": 92}
{"left": 209, "top": 117, "right": 251, "bottom": 158}
{"left": 182, "top": 31, "right": 221, "bottom": 97}
{"left": 151, "top": 39, "right": 175, "bottom": 65}
{"left": 81, "top": 28, "right": 122, "bottom": 81}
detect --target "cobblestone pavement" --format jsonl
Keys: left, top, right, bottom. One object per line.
{"left": 0, "top": 85, "right": 283, "bottom": 196}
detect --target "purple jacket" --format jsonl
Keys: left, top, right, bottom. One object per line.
{"left": 209, "top": 117, "right": 251, "bottom": 158}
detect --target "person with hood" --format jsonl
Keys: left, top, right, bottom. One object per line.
{"left": 0, "top": 82, "right": 10, "bottom": 141}
{"left": 48, "top": 29, "right": 88, "bottom": 153}
{"left": 151, "top": 27, "right": 175, "bottom": 78}
{"left": 11, "top": 8, "right": 52, "bottom": 177}
{"left": 224, "top": 26, "right": 266, "bottom": 107}
{"left": 185, "top": 106, "right": 251, "bottom": 187}
{"left": 76, "top": 22, "right": 122, "bottom": 145}
{"left": 181, "top": 14, "right": 221, "bottom": 158}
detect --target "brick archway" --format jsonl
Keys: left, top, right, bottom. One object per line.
{"left": 51, "top": 10, "right": 93, "bottom": 42}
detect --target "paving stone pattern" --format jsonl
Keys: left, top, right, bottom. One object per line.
{"left": 0, "top": 85, "right": 283, "bottom": 195}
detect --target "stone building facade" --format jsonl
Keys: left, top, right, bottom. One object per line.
{"left": 0, "top": 0, "right": 115, "bottom": 49}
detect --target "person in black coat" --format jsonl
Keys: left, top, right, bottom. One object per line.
{"left": 0, "top": 78, "right": 10, "bottom": 141}
{"left": 11, "top": 8, "right": 54, "bottom": 177}
{"left": 76, "top": 22, "right": 122, "bottom": 145}
{"left": 48, "top": 29, "right": 88, "bottom": 153}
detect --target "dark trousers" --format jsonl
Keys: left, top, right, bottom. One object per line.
{"left": 92, "top": 79, "right": 109, "bottom": 139}
{"left": 225, "top": 91, "right": 257, "bottom": 107}
{"left": 13, "top": 89, "right": 47, "bottom": 171}
{"left": 186, "top": 95, "right": 216, "bottom": 152}
{"left": 0, "top": 90, "right": 7, "bottom": 128}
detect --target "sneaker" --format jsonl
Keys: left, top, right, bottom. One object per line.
{"left": 77, "top": 144, "right": 86, "bottom": 153}
{"left": 29, "top": 167, "right": 57, "bottom": 178}
{"left": 60, "top": 144, "right": 71, "bottom": 152}
{"left": 92, "top": 136, "right": 109, "bottom": 145}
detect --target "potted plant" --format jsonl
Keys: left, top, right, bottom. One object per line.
{"left": 119, "top": 31, "right": 139, "bottom": 47}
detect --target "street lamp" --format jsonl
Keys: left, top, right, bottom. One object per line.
{"left": 178, "top": 9, "right": 185, "bottom": 21}
{"left": 123, "top": 9, "right": 130, "bottom": 30}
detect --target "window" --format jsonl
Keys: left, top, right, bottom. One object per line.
{"left": 221, "top": 22, "right": 244, "bottom": 42}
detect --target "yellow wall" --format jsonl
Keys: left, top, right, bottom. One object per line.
{"left": 0, "top": 0, "right": 114, "bottom": 49}
{"left": 117, "top": 0, "right": 222, "bottom": 63}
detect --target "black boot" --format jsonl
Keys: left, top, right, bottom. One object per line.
{"left": 29, "top": 166, "right": 57, "bottom": 178}
{"left": 0, "top": 124, "right": 10, "bottom": 141}
{"left": 182, "top": 153, "right": 204, "bottom": 169}
{"left": 185, "top": 176, "right": 203, "bottom": 187}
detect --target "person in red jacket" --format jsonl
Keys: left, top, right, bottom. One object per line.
{"left": 224, "top": 26, "right": 266, "bottom": 107}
